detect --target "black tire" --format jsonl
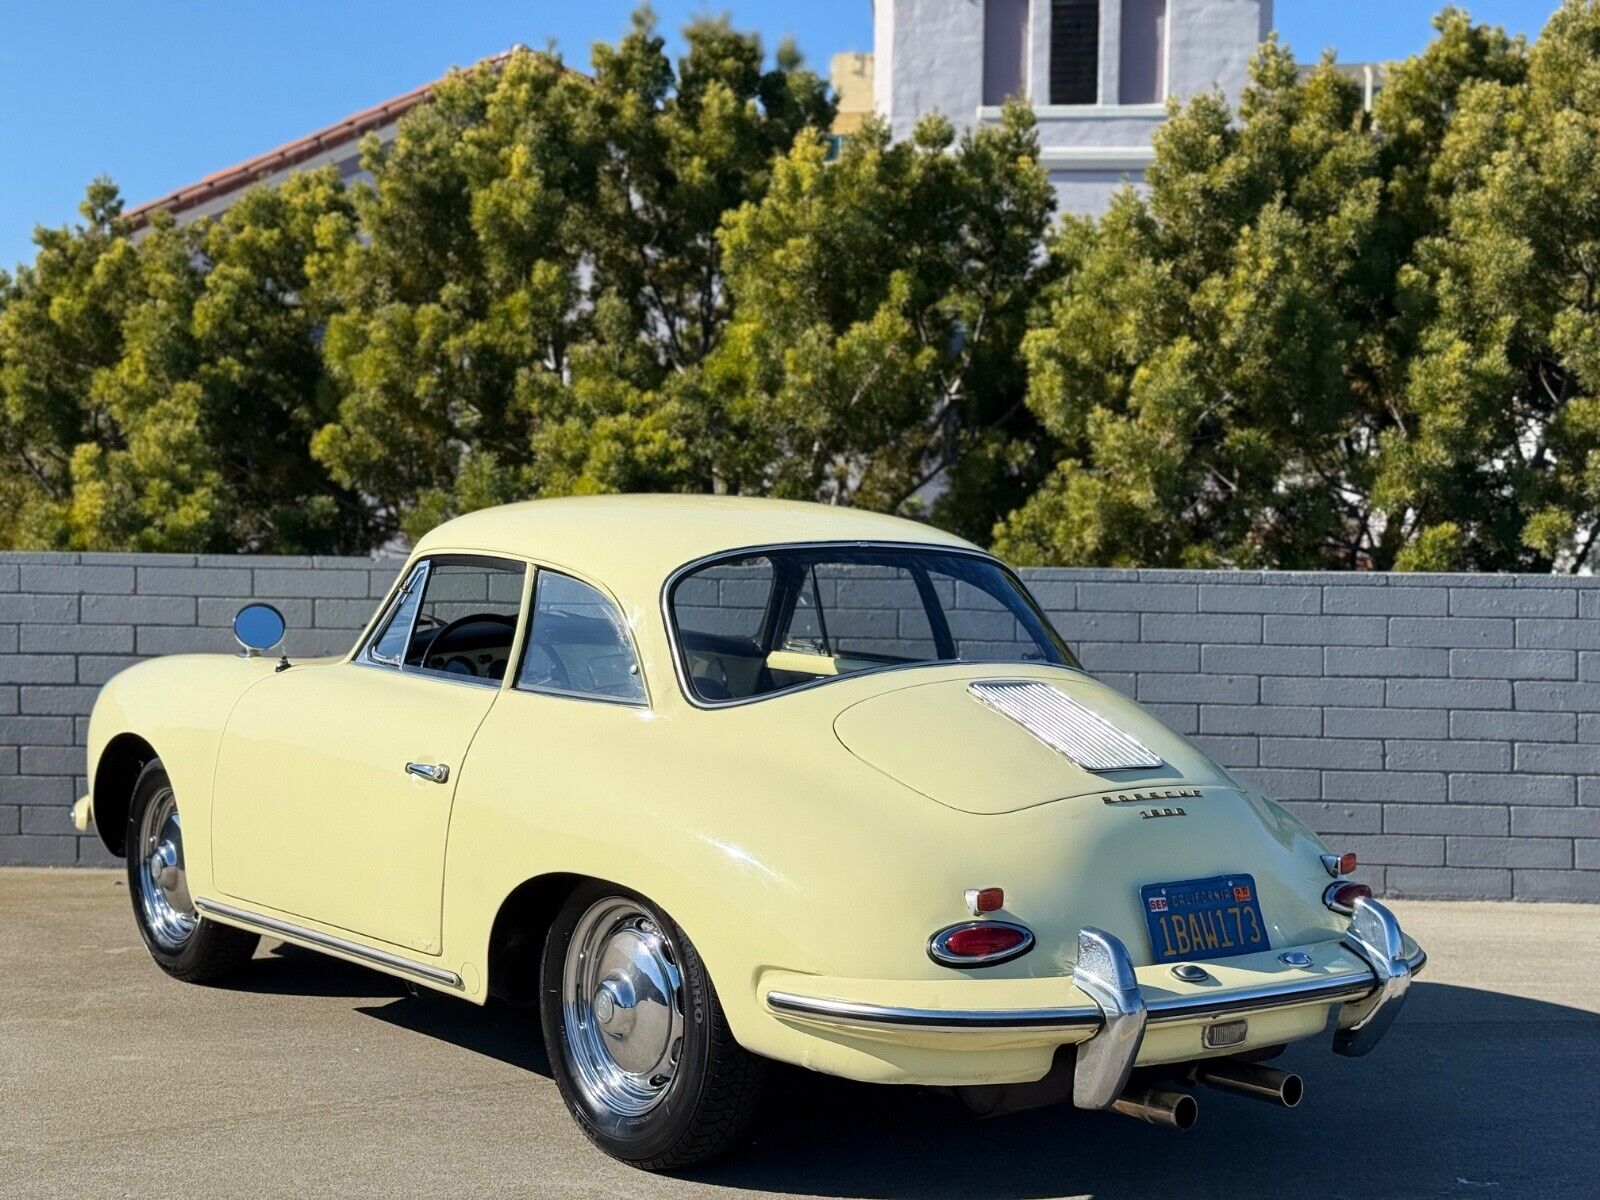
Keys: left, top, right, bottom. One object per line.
{"left": 126, "top": 759, "right": 259, "bottom": 984}
{"left": 539, "top": 881, "right": 766, "bottom": 1170}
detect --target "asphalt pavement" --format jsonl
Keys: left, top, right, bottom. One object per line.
{"left": 2, "top": 869, "right": 1596, "bottom": 1199}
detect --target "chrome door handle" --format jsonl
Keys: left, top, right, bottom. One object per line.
{"left": 405, "top": 761, "right": 450, "bottom": 784}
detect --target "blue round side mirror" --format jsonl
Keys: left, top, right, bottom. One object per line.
{"left": 233, "top": 603, "right": 287, "bottom": 655}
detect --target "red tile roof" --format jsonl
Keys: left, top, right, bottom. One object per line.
{"left": 124, "top": 49, "right": 519, "bottom": 229}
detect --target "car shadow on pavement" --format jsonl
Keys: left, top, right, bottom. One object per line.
{"left": 685, "top": 982, "right": 1597, "bottom": 1200}
{"left": 240, "top": 950, "right": 1596, "bottom": 1199}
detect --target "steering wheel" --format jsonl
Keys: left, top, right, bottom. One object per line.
{"left": 422, "top": 613, "right": 517, "bottom": 676}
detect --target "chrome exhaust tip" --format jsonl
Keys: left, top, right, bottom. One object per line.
{"left": 1194, "top": 1059, "right": 1304, "bottom": 1108}
{"left": 1109, "top": 1085, "right": 1199, "bottom": 1130}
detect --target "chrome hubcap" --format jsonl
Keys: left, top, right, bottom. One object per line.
{"left": 562, "top": 899, "right": 685, "bottom": 1117}
{"left": 136, "top": 788, "right": 196, "bottom": 952}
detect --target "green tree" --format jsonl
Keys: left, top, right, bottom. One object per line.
{"left": 706, "top": 105, "right": 1054, "bottom": 539}
{"left": 0, "top": 173, "right": 373, "bottom": 552}
{"left": 315, "top": 11, "right": 834, "bottom": 543}
{"left": 1375, "top": 0, "right": 1600, "bottom": 571}
{"left": 995, "top": 11, "right": 1530, "bottom": 569}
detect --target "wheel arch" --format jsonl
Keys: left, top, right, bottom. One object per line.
{"left": 485, "top": 871, "right": 589, "bottom": 1004}
{"left": 92, "top": 732, "right": 160, "bottom": 857}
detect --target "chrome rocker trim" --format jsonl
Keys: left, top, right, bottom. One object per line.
{"left": 193, "top": 897, "right": 464, "bottom": 990}
{"left": 765, "top": 901, "right": 1423, "bottom": 1105}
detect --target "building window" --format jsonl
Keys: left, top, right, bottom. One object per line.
{"left": 983, "top": 0, "right": 1030, "bottom": 106}
{"left": 1119, "top": 0, "right": 1167, "bottom": 104}
{"left": 1050, "top": 0, "right": 1100, "bottom": 105}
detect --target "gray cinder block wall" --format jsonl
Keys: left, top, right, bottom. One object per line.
{"left": 1, "top": 553, "right": 1597, "bottom": 902}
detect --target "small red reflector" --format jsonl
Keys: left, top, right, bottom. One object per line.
{"left": 1337, "top": 852, "right": 1358, "bottom": 875}
{"left": 972, "top": 887, "right": 1004, "bottom": 914}
{"left": 1326, "top": 881, "right": 1373, "bottom": 913}
{"left": 942, "top": 924, "right": 1028, "bottom": 958}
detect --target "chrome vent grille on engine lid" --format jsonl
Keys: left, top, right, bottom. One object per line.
{"left": 968, "top": 680, "right": 1164, "bottom": 772}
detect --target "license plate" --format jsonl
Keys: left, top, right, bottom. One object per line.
{"left": 1141, "top": 874, "right": 1267, "bottom": 964}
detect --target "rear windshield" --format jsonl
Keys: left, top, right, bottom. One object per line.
{"left": 667, "top": 546, "right": 1077, "bottom": 703}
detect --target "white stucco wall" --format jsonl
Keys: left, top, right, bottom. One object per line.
{"left": 876, "top": 0, "right": 1272, "bottom": 216}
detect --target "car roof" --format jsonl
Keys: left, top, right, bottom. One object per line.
{"left": 412, "top": 494, "right": 982, "bottom": 595}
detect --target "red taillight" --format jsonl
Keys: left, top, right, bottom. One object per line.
{"left": 966, "top": 886, "right": 1005, "bottom": 914}
{"left": 1335, "top": 852, "right": 1358, "bottom": 875}
{"left": 928, "top": 921, "right": 1034, "bottom": 966}
{"left": 1324, "top": 881, "right": 1373, "bottom": 914}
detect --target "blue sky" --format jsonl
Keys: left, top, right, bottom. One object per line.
{"left": 0, "top": 1, "right": 1565, "bottom": 271}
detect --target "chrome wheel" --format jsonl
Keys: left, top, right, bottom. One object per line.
{"left": 135, "top": 786, "right": 196, "bottom": 952}
{"left": 562, "top": 897, "right": 686, "bottom": 1117}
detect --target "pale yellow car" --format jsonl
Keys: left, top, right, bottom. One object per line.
{"left": 76, "top": 496, "right": 1423, "bottom": 1169}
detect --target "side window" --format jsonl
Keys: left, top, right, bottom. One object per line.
{"left": 362, "top": 555, "right": 525, "bottom": 684}
{"left": 517, "top": 571, "right": 646, "bottom": 704}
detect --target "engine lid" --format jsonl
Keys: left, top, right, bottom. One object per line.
{"left": 832, "top": 671, "right": 1230, "bottom": 814}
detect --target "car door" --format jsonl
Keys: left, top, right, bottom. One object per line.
{"left": 210, "top": 554, "right": 529, "bottom": 955}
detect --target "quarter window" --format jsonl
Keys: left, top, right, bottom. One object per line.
{"left": 517, "top": 571, "right": 646, "bottom": 704}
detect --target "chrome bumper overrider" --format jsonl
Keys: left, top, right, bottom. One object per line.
{"left": 764, "top": 898, "right": 1422, "bottom": 1109}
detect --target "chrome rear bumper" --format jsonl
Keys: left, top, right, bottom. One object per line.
{"left": 764, "top": 898, "right": 1422, "bottom": 1108}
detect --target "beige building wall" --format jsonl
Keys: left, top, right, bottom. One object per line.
{"left": 830, "top": 52, "right": 876, "bottom": 135}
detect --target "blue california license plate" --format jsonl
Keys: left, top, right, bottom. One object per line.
{"left": 1141, "top": 874, "right": 1267, "bottom": 964}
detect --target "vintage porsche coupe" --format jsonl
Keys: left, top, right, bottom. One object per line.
{"left": 76, "top": 496, "right": 1423, "bottom": 1169}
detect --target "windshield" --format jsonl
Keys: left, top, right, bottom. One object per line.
{"left": 667, "top": 546, "right": 1078, "bottom": 704}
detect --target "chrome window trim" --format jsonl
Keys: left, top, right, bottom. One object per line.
{"left": 659, "top": 540, "right": 1083, "bottom": 711}
{"left": 358, "top": 554, "right": 526, "bottom": 689}
{"left": 194, "top": 897, "right": 462, "bottom": 989}
{"left": 514, "top": 567, "right": 650, "bottom": 710}
{"left": 361, "top": 560, "right": 430, "bottom": 669}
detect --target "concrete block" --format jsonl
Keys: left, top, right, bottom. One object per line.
{"left": 1325, "top": 707, "right": 1446, "bottom": 740}
{"left": 20, "top": 686, "right": 99, "bottom": 716}
{"left": 1512, "top": 870, "right": 1600, "bottom": 902}
{"left": 1516, "top": 618, "right": 1600, "bottom": 650}
{"left": 1385, "top": 678, "right": 1512, "bottom": 709}
{"left": 19, "top": 564, "right": 135, "bottom": 594}
{"left": 1323, "top": 586, "right": 1446, "bottom": 616}
{"left": 1386, "top": 865, "right": 1511, "bottom": 899}
{"left": 1447, "top": 835, "right": 1571, "bottom": 869}
{"left": 1513, "top": 743, "right": 1600, "bottom": 775}
{"left": 135, "top": 627, "right": 233, "bottom": 655}
{"left": 0, "top": 656, "right": 76, "bottom": 685}
{"left": 1451, "top": 710, "right": 1574, "bottom": 742}
{"left": 253, "top": 568, "right": 369, "bottom": 598}
{"left": 19, "top": 624, "right": 134, "bottom": 654}
{"left": 1451, "top": 773, "right": 1573, "bottom": 806}
{"left": 1200, "top": 644, "right": 1321, "bottom": 675}
{"left": 1385, "top": 805, "right": 1507, "bottom": 836}
{"left": 1326, "top": 647, "right": 1449, "bottom": 677}
{"left": 1387, "top": 740, "right": 1510, "bottom": 772}
{"left": 1450, "top": 649, "right": 1574, "bottom": 680}
{"left": 76, "top": 657, "right": 143, "bottom": 686}
{"left": 1198, "top": 584, "right": 1318, "bottom": 614}
{"left": 1261, "top": 677, "right": 1384, "bottom": 707}
{"left": 1266, "top": 615, "right": 1385, "bottom": 646}
{"left": 1511, "top": 807, "right": 1600, "bottom": 837}
{"left": 1136, "top": 674, "right": 1257, "bottom": 704}
{"left": 1389, "top": 617, "right": 1512, "bottom": 648}
{"left": 20, "top": 747, "right": 84, "bottom": 776}
{"left": 1052, "top": 612, "right": 1141, "bottom": 643}
{"left": 1343, "top": 834, "right": 1445, "bottom": 867}
{"left": 1261, "top": 737, "right": 1382, "bottom": 770}
{"left": 1189, "top": 734, "right": 1257, "bottom": 767}
{"left": 1077, "top": 582, "right": 1196, "bottom": 612}
{"left": 1199, "top": 704, "right": 1319, "bottom": 736}
{"left": 135, "top": 566, "right": 252, "bottom": 595}
{"left": 1230, "top": 767, "right": 1319, "bottom": 800}
{"left": 81, "top": 595, "right": 195, "bottom": 625}
{"left": 313, "top": 598, "right": 378, "bottom": 629}
{"left": 1323, "top": 770, "right": 1447, "bottom": 803}
{"left": 1514, "top": 680, "right": 1600, "bottom": 712}
{"left": 1074, "top": 642, "right": 1198, "bottom": 673}
{"left": 1452, "top": 588, "right": 1576, "bottom": 617}
{"left": 0, "top": 835, "right": 77, "bottom": 865}
{"left": 0, "top": 595, "right": 78, "bottom": 623}
{"left": 1576, "top": 840, "right": 1600, "bottom": 870}
{"left": 0, "top": 776, "right": 74, "bottom": 804}
{"left": 1282, "top": 800, "right": 1382, "bottom": 834}
{"left": 1141, "top": 613, "right": 1260, "bottom": 643}
{"left": 1140, "top": 703, "right": 1197, "bottom": 734}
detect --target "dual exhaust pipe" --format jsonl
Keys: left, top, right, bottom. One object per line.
{"left": 1109, "top": 1059, "right": 1303, "bottom": 1131}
